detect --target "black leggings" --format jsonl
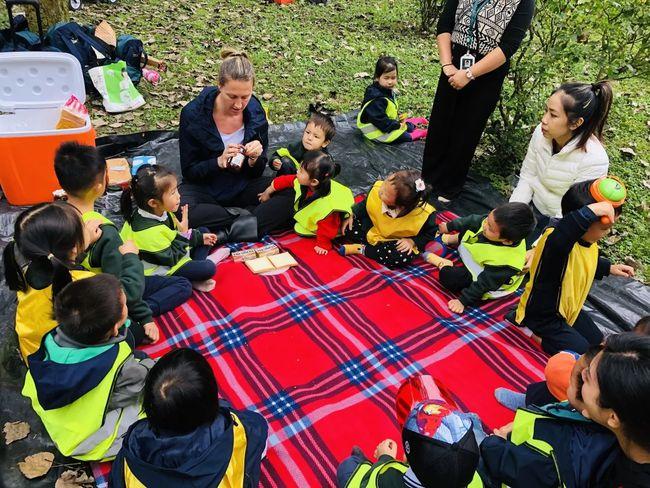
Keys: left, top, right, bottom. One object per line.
{"left": 439, "top": 264, "right": 473, "bottom": 292}
{"left": 344, "top": 217, "right": 416, "bottom": 268}
{"left": 180, "top": 177, "right": 294, "bottom": 237}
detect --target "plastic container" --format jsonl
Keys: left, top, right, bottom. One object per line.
{"left": 0, "top": 52, "right": 96, "bottom": 205}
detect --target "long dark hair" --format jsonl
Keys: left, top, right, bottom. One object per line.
{"left": 2, "top": 202, "right": 85, "bottom": 296}
{"left": 298, "top": 150, "right": 341, "bottom": 208}
{"left": 553, "top": 81, "right": 613, "bottom": 151}
{"left": 120, "top": 164, "right": 176, "bottom": 223}
{"left": 373, "top": 56, "right": 398, "bottom": 80}
{"left": 387, "top": 170, "right": 433, "bottom": 215}
{"left": 143, "top": 348, "right": 220, "bottom": 435}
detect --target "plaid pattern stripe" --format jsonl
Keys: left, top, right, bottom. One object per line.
{"left": 93, "top": 211, "right": 547, "bottom": 487}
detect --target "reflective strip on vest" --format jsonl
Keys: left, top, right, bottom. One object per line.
{"left": 16, "top": 269, "right": 95, "bottom": 362}
{"left": 122, "top": 411, "right": 248, "bottom": 488}
{"left": 276, "top": 147, "right": 300, "bottom": 171}
{"left": 119, "top": 213, "right": 191, "bottom": 276}
{"left": 22, "top": 341, "right": 136, "bottom": 461}
{"left": 365, "top": 181, "right": 435, "bottom": 251}
{"left": 292, "top": 178, "right": 354, "bottom": 236}
{"left": 458, "top": 220, "right": 526, "bottom": 299}
{"left": 357, "top": 97, "right": 407, "bottom": 143}
{"left": 81, "top": 211, "right": 116, "bottom": 274}
{"left": 345, "top": 460, "right": 408, "bottom": 488}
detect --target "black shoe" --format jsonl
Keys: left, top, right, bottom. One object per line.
{"left": 216, "top": 215, "right": 259, "bottom": 244}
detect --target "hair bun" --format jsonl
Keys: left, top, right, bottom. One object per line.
{"left": 220, "top": 48, "right": 249, "bottom": 60}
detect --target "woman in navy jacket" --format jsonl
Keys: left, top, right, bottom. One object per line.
{"left": 179, "top": 49, "right": 294, "bottom": 241}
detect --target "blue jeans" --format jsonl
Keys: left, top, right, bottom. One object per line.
{"left": 172, "top": 229, "right": 216, "bottom": 282}
{"left": 143, "top": 275, "right": 192, "bottom": 316}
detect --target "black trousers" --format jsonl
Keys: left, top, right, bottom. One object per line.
{"left": 525, "top": 311, "right": 604, "bottom": 355}
{"left": 422, "top": 46, "right": 509, "bottom": 199}
{"left": 180, "top": 177, "right": 295, "bottom": 237}
{"left": 344, "top": 217, "right": 416, "bottom": 268}
{"left": 525, "top": 381, "right": 558, "bottom": 406}
{"left": 439, "top": 263, "right": 473, "bottom": 292}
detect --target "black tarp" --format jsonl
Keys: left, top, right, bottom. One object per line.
{"left": 1, "top": 112, "right": 648, "bottom": 487}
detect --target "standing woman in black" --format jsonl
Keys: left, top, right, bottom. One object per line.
{"left": 421, "top": 0, "right": 535, "bottom": 202}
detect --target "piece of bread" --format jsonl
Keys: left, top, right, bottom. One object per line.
{"left": 269, "top": 252, "right": 298, "bottom": 268}
{"left": 245, "top": 257, "right": 275, "bottom": 274}
{"left": 55, "top": 106, "right": 86, "bottom": 130}
{"left": 232, "top": 249, "right": 258, "bottom": 262}
{"left": 256, "top": 244, "right": 280, "bottom": 258}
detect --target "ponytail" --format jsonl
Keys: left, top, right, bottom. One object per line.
{"left": 121, "top": 164, "right": 175, "bottom": 223}
{"left": 3, "top": 241, "right": 27, "bottom": 292}
{"left": 388, "top": 170, "right": 433, "bottom": 215}
{"left": 219, "top": 48, "right": 255, "bottom": 86}
{"left": 554, "top": 80, "right": 613, "bottom": 151}
{"left": 301, "top": 151, "right": 339, "bottom": 188}
{"left": 50, "top": 255, "right": 73, "bottom": 297}
{"left": 120, "top": 186, "right": 135, "bottom": 223}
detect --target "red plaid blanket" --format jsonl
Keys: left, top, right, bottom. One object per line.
{"left": 92, "top": 212, "right": 547, "bottom": 487}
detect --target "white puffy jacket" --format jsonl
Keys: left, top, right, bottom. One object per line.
{"left": 509, "top": 124, "right": 609, "bottom": 217}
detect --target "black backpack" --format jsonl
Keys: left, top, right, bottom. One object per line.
{"left": 115, "top": 34, "right": 147, "bottom": 84}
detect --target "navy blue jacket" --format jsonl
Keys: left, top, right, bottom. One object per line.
{"left": 179, "top": 87, "right": 269, "bottom": 202}
{"left": 359, "top": 82, "right": 401, "bottom": 134}
{"left": 109, "top": 405, "right": 268, "bottom": 488}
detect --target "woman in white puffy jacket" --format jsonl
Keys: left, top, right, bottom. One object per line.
{"left": 510, "top": 81, "right": 613, "bottom": 245}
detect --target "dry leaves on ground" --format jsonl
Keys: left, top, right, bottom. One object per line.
{"left": 17, "top": 452, "right": 54, "bottom": 479}
{"left": 55, "top": 469, "right": 95, "bottom": 488}
{"left": 3, "top": 421, "right": 30, "bottom": 444}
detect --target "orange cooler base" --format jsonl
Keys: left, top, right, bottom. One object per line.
{"left": 0, "top": 127, "right": 96, "bottom": 205}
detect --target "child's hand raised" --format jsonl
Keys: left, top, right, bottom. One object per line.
{"left": 203, "top": 233, "right": 218, "bottom": 246}
{"left": 588, "top": 201, "right": 615, "bottom": 223}
{"left": 178, "top": 204, "right": 189, "bottom": 234}
{"left": 341, "top": 215, "right": 354, "bottom": 234}
{"left": 143, "top": 322, "right": 160, "bottom": 343}
{"left": 610, "top": 263, "right": 635, "bottom": 278}
{"left": 314, "top": 245, "right": 328, "bottom": 255}
{"left": 119, "top": 240, "right": 139, "bottom": 255}
{"left": 396, "top": 238, "right": 416, "bottom": 254}
{"left": 271, "top": 159, "right": 282, "bottom": 171}
{"left": 447, "top": 298, "right": 465, "bottom": 314}
{"left": 374, "top": 439, "right": 397, "bottom": 460}
{"left": 83, "top": 219, "right": 103, "bottom": 248}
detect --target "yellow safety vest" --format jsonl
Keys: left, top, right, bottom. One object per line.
{"left": 81, "top": 211, "right": 116, "bottom": 274}
{"left": 122, "top": 412, "right": 248, "bottom": 488}
{"left": 357, "top": 97, "right": 407, "bottom": 143}
{"left": 292, "top": 178, "right": 354, "bottom": 237}
{"left": 516, "top": 227, "right": 599, "bottom": 326}
{"left": 120, "top": 212, "right": 191, "bottom": 276}
{"left": 22, "top": 341, "right": 134, "bottom": 461}
{"left": 16, "top": 269, "right": 94, "bottom": 362}
{"left": 365, "top": 181, "right": 434, "bottom": 253}
{"left": 276, "top": 147, "right": 300, "bottom": 172}
{"left": 458, "top": 219, "right": 527, "bottom": 299}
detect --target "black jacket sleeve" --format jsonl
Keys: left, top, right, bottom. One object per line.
{"left": 363, "top": 98, "right": 402, "bottom": 133}
{"left": 595, "top": 255, "right": 611, "bottom": 280}
{"left": 498, "top": 0, "right": 535, "bottom": 58}
{"left": 460, "top": 264, "right": 521, "bottom": 306}
{"left": 446, "top": 214, "right": 486, "bottom": 235}
{"left": 545, "top": 206, "right": 599, "bottom": 256}
{"left": 178, "top": 109, "right": 221, "bottom": 183}
{"left": 242, "top": 120, "right": 269, "bottom": 180}
{"left": 437, "top": 0, "right": 459, "bottom": 35}
{"left": 413, "top": 213, "right": 438, "bottom": 250}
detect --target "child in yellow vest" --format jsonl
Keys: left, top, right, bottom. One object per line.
{"left": 258, "top": 150, "right": 354, "bottom": 254}
{"left": 3, "top": 202, "right": 100, "bottom": 361}
{"left": 338, "top": 170, "right": 436, "bottom": 268}
{"left": 23, "top": 274, "right": 154, "bottom": 461}
{"left": 120, "top": 164, "right": 224, "bottom": 292}
{"left": 424, "top": 202, "right": 535, "bottom": 314}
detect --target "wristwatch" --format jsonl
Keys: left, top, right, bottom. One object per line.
{"left": 466, "top": 68, "right": 475, "bottom": 81}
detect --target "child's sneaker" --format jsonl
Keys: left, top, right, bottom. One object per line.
{"left": 338, "top": 244, "right": 365, "bottom": 256}
{"left": 422, "top": 251, "right": 453, "bottom": 268}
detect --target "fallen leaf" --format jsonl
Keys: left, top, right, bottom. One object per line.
{"left": 353, "top": 71, "right": 370, "bottom": 79}
{"left": 17, "top": 452, "right": 54, "bottom": 479}
{"left": 604, "top": 234, "right": 621, "bottom": 246}
{"left": 93, "top": 118, "right": 107, "bottom": 128}
{"left": 262, "top": 93, "right": 274, "bottom": 101}
{"left": 55, "top": 469, "right": 95, "bottom": 488}
{"left": 619, "top": 147, "right": 636, "bottom": 158}
{"left": 624, "top": 256, "right": 643, "bottom": 270}
{"left": 643, "top": 179, "right": 650, "bottom": 190}
{"left": 109, "top": 122, "right": 124, "bottom": 129}
{"left": 3, "top": 421, "right": 30, "bottom": 444}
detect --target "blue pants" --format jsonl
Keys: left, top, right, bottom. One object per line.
{"left": 143, "top": 275, "right": 192, "bottom": 316}
{"left": 172, "top": 231, "right": 216, "bottom": 282}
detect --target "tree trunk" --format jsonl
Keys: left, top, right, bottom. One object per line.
{"left": 23, "top": 0, "right": 68, "bottom": 34}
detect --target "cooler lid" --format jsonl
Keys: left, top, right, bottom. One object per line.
{"left": 0, "top": 52, "right": 86, "bottom": 110}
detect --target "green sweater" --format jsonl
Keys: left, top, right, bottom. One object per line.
{"left": 85, "top": 224, "right": 153, "bottom": 325}
{"left": 447, "top": 214, "right": 523, "bottom": 306}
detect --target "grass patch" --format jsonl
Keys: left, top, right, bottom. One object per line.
{"left": 72, "top": 0, "right": 648, "bottom": 279}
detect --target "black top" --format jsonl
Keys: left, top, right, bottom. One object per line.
{"left": 359, "top": 82, "right": 402, "bottom": 133}
{"left": 601, "top": 452, "right": 650, "bottom": 488}
{"left": 437, "top": 0, "right": 534, "bottom": 58}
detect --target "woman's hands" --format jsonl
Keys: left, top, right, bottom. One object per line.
{"left": 448, "top": 69, "right": 470, "bottom": 90}
{"left": 244, "top": 140, "right": 263, "bottom": 166}
{"left": 217, "top": 144, "right": 244, "bottom": 169}
{"left": 442, "top": 64, "right": 458, "bottom": 77}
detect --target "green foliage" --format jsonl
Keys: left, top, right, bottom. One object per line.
{"left": 418, "top": 0, "right": 446, "bottom": 32}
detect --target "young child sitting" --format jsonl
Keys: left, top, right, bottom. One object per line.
{"left": 110, "top": 348, "right": 268, "bottom": 487}
{"left": 3, "top": 202, "right": 99, "bottom": 361}
{"left": 258, "top": 150, "right": 354, "bottom": 254}
{"left": 480, "top": 344, "right": 620, "bottom": 487}
{"left": 339, "top": 170, "right": 436, "bottom": 268}
{"left": 55, "top": 142, "right": 192, "bottom": 342}
{"left": 357, "top": 56, "right": 428, "bottom": 144}
{"left": 423, "top": 202, "right": 535, "bottom": 314}
{"left": 120, "top": 164, "right": 222, "bottom": 292}
{"left": 337, "top": 400, "right": 482, "bottom": 487}
{"left": 512, "top": 177, "right": 635, "bottom": 355}
{"left": 270, "top": 110, "right": 336, "bottom": 175}
{"left": 22, "top": 274, "right": 155, "bottom": 461}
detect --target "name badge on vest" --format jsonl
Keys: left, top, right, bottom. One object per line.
{"left": 460, "top": 52, "right": 475, "bottom": 69}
